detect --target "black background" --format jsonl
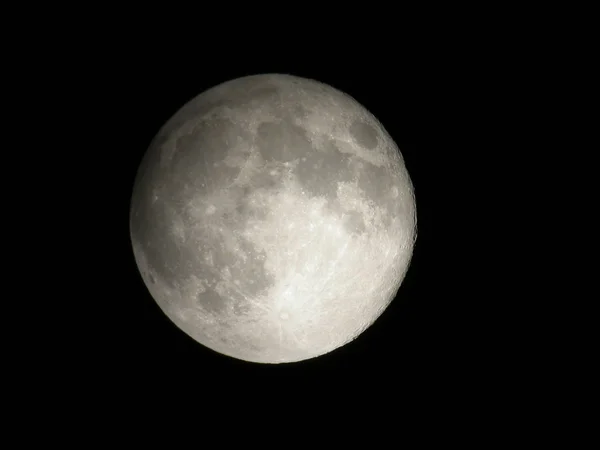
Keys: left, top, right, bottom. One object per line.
{"left": 76, "top": 36, "right": 510, "bottom": 410}
{"left": 10, "top": 7, "right": 569, "bottom": 437}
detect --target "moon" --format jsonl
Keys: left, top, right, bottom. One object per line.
{"left": 130, "top": 74, "right": 417, "bottom": 364}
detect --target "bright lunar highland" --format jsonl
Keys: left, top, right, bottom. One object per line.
{"left": 130, "top": 74, "right": 417, "bottom": 363}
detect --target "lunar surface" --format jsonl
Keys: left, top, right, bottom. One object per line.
{"left": 130, "top": 74, "right": 417, "bottom": 363}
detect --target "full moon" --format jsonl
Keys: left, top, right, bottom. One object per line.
{"left": 130, "top": 74, "right": 417, "bottom": 363}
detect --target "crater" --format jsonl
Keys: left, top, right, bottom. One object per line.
{"left": 292, "top": 104, "right": 309, "bottom": 120}
{"left": 172, "top": 118, "right": 245, "bottom": 189}
{"left": 255, "top": 119, "right": 314, "bottom": 163}
{"left": 249, "top": 86, "right": 280, "bottom": 103}
{"left": 151, "top": 98, "right": 230, "bottom": 146}
{"left": 342, "top": 210, "right": 366, "bottom": 235}
{"left": 157, "top": 80, "right": 281, "bottom": 145}
{"left": 294, "top": 138, "right": 354, "bottom": 200}
{"left": 233, "top": 300, "right": 252, "bottom": 317}
{"left": 197, "top": 288, "right": 228, "bottom": 315}
{"left": 130, "top": 202, "right": 202, "bottom": 288}
{"left": 197, "top": 226, "right": 275, "bottom": 314}
{"left": 229, "top": 239, "right": 274, "bottom": 298}
{"left": 235, "top": 196, "right": 269, "bottom": 222}
{"left": 349, "top": 120, "right": 378, "bottom": 149}
{"left": 355, "top": 159, "right": 392, "bottom": 208}
{"left": 246, "top": 166, "right": 280, "bottom": 192}
{"left": 212, "top": 81, "right": 281, "bottom": 112}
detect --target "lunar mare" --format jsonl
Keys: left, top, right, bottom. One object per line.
{"left": 130, "top": 74, "right": 417, "bottom": 363}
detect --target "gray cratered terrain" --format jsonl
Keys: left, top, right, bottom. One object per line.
{"left": 130, "top": 74, "right": 417, "bottom": 363}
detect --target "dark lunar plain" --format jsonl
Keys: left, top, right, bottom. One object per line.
{"left": 73, "top": 43, "right": 504, "bottom": 409}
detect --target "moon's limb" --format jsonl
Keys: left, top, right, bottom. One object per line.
{"left": 130, "top": 74, "right": 417, "bottom": 363}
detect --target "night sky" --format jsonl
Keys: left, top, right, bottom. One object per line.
{"left": 73, "top": 39, "right": 508, "bottom": 410}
